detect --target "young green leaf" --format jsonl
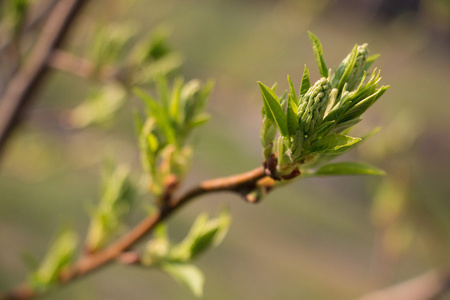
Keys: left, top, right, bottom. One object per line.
{"left": 31, "top": 230, "right": 78, "bottom": 287}
{"left": 335, "top": 45, "right": 358, "bottom": 92}
{"left": 133, "top": 87, "right": 177, "bottom": 145}
{"left": 310, "top": 120, "right": 336, "bottom": 139}
{"left": 340, "top": 86, "right": 388, "bottom": 122}
{"left": 287, "top": 75, "right": 298, "bottom": 105}
{"left": 314, "top": 162, "right": 385, "bottom": 176}
{"left": 169, "top": 78, "right": 184, "bottom": 123}
{"left": 300, "top": 65, "right": 311, "bottom": 96}
{"left": 287, "top": 96, "right": 299, "bottom": 137}
{"left": 170, "top": 209, "right": 231, "bottom": 261}
{"left": 86, "top": 163, "right": 134, "bottom": 252}
{"left": 309, "top": 133, "right": 361, "bottom": 155}
{"left": 308, "top": 32, "right": 328, "bottom": 78}
{"left": 364, "top": 54, "right": 380, "bottom": 70}
{"left": 330, "top": 118, "right": 362, "bottom": 134}
{"left": 161, "top": 263, "right": 205, "bottom": 298}
{"left": 257, "top": 82, "right": 288, "bottom": 137}
{"left": 156, "top": 76, "right": 170, "bottom": 112}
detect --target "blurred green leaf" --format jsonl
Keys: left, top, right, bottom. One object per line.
{"left": 365, "top": 54, "right": 380, "bottom": 70}
{"left": 171, "top": 208, "right": 231, "bottom": 261}
{"left": 314, "top": 162, "right": 385, "bottom": 176}
{"left": 258, "top": 82, "right": 288, "bottom": 137}
{"left": 308, "top": 32, "right": 328, "bottom": 78}
{"left": 86, "top": 162, "right": 134, "bottom": 252}
{"left": 161, "top": 262, "right": 204, "bottom": 298}
{"left": 1, "top": 0, "right": 29, "bottom": 36}
{"left": 70, "top": 83, "right": 126, "bottom": 128}
{"left": 137, "top": 53, "right": 184, "bottom": 83}
{"left": 142, "top": 224, "right": 170, "bottom": 266}
{"left": 133, "top": 87, "right": 177, "bottom": 145}
{"left": 88, "top": 22, "right": 136, "bottom": 69}
{"left": 30, "top": 229, "right": 78, "bottom": 288}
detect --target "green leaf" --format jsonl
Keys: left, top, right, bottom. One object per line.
{"left": 331, "top": 118, "right": 361, "bottom": 134}
{"left": 31, "top": 229, "right": 78, "bottom": 287}
{"left": 171, "top": 209, "right": 231, "bottom": 261}
{"left": 341, "top": 86, "right": 388, "bottom": 122}
{"left": 308, "top": 32, "right": 328, "bottom": 78}
{"left": 133, "top": 87, "right": 177, "bottom": 145}
{"left": 314, "top": 162, "right": 385, "bottom": 176}
{"left": 156, "top": 76, "right": 170, "bottom": 112}
{"left": 336, "top": 45, "right": 358, "bottom": 91}
{"left": 309, "top": 134, "right": 361, "bottom": 154}
{"left": 311, "top": 120, "right": 335, "bottom": 139}
{"left": 287, "top": 75, "right": 298, "bottom": 105}
{"left": 161, "top": 263, "right": 205, "bottom": 297}
{"left": 70, "top": 83, "right": 126, "bottom": 128}
{"left": 287, "top": 96, "right": 299, "bottom": 137}
{"left": 300, "top": 65, "right": 311, "bottom": 96}
{"left": 257, "top": 82, "right": 288, "bottom": 137}
{"left": 189, "top": 114, "right": 210, "bottom": 129}
{"left": 169, "top": 78, "right": 184, "bottom": 123}
{"left": 364, "top": 54, "right": 380, "bottom": 70}
{"left": 86, "top": 163, "right": 134, "bottom": 252}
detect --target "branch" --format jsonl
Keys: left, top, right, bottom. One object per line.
{"left": 0, "top": 0, "right": 88, "bottom": 157}
{"left": 358, "top": 269, "right": 450, "bottom": 300}
{"left": 47, "top": 49, "right": 118, "bottom": 81}
{"left": 1, "top": 166, "right": 270, "bottom": 300}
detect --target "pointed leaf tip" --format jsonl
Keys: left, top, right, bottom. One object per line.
{"left": 308, "top": 32, "right": 328, "bottom": 78}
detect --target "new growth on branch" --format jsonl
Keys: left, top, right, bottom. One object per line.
{"left": 1, "top": 30, "right": 388, "bottom": 300}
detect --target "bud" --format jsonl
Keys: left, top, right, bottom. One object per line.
{"left": 298, "top": 77, "right": 331, "bottom": 136}
{"left": 347, "top": 44, "right": 368, "bottom": 90}
{"left": 332, "top": 44, "right": 369, "bottom": 91}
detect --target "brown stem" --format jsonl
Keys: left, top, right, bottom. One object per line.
{"left": 0, "top": 0, "right": 88, "bottom": 157}
{"left": 1, "top": 166, "right": 268, "bottom": 300}
{"left": 48, "top": 49, "right": 118, "bottom": 81}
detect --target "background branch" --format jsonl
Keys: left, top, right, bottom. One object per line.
{"left": 48, "top": 49, "right": 118, "bottom": 81}
{"left": 358, "top": 269, "right": 450, "bottom": 300}
{"left": 0, "top": 0, "right": 88, "bottom": 157}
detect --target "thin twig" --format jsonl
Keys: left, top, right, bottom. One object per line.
{"left": 48, "top": 49, "right": 118, "bottom": 81}
{"left": 1, "top": 166, "right": 268, "bottom": 300}
{"left": 358, "top": 269, "right": 450, "bottom": 300}
{"left": 0, "top": 0, "right": 88, "bottom": 157}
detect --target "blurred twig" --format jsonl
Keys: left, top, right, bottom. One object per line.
{"left": 48, "top": 49, "right": 118, "bottom": 81}
{"left": 0, "top": 0, "right": 88, "bottom": 157}
{"left": 358, "top": 269, "right": 450, "bottom": 300}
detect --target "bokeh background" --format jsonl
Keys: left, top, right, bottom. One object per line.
{"left": 1, "top": 0, "right": 450, "bottom": 299}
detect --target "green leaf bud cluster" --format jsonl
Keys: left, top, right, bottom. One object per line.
{"left": 298, "top": 77, "right": 332, "bottom": 136}
{"left": 134, "top": 77, "right": 213, "bottom": 196}
{"left": 259, "top": 32, "right": 388, "bottom": 179}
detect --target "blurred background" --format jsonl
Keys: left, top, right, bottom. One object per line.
{"left": 1, "top": 0, "right": 450, "bottom": 299}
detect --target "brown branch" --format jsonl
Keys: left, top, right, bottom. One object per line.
{"left": 358, "top": 269, "right": 450, "bottom": 300}
{"left": 0, "top": 0, "right": 88, "bottom": 157}
{"left": 47, "top": 49, "right": 118, "bottom": 81}
{"left": 1, "top": 166, "right": 269, "bottom": 300}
